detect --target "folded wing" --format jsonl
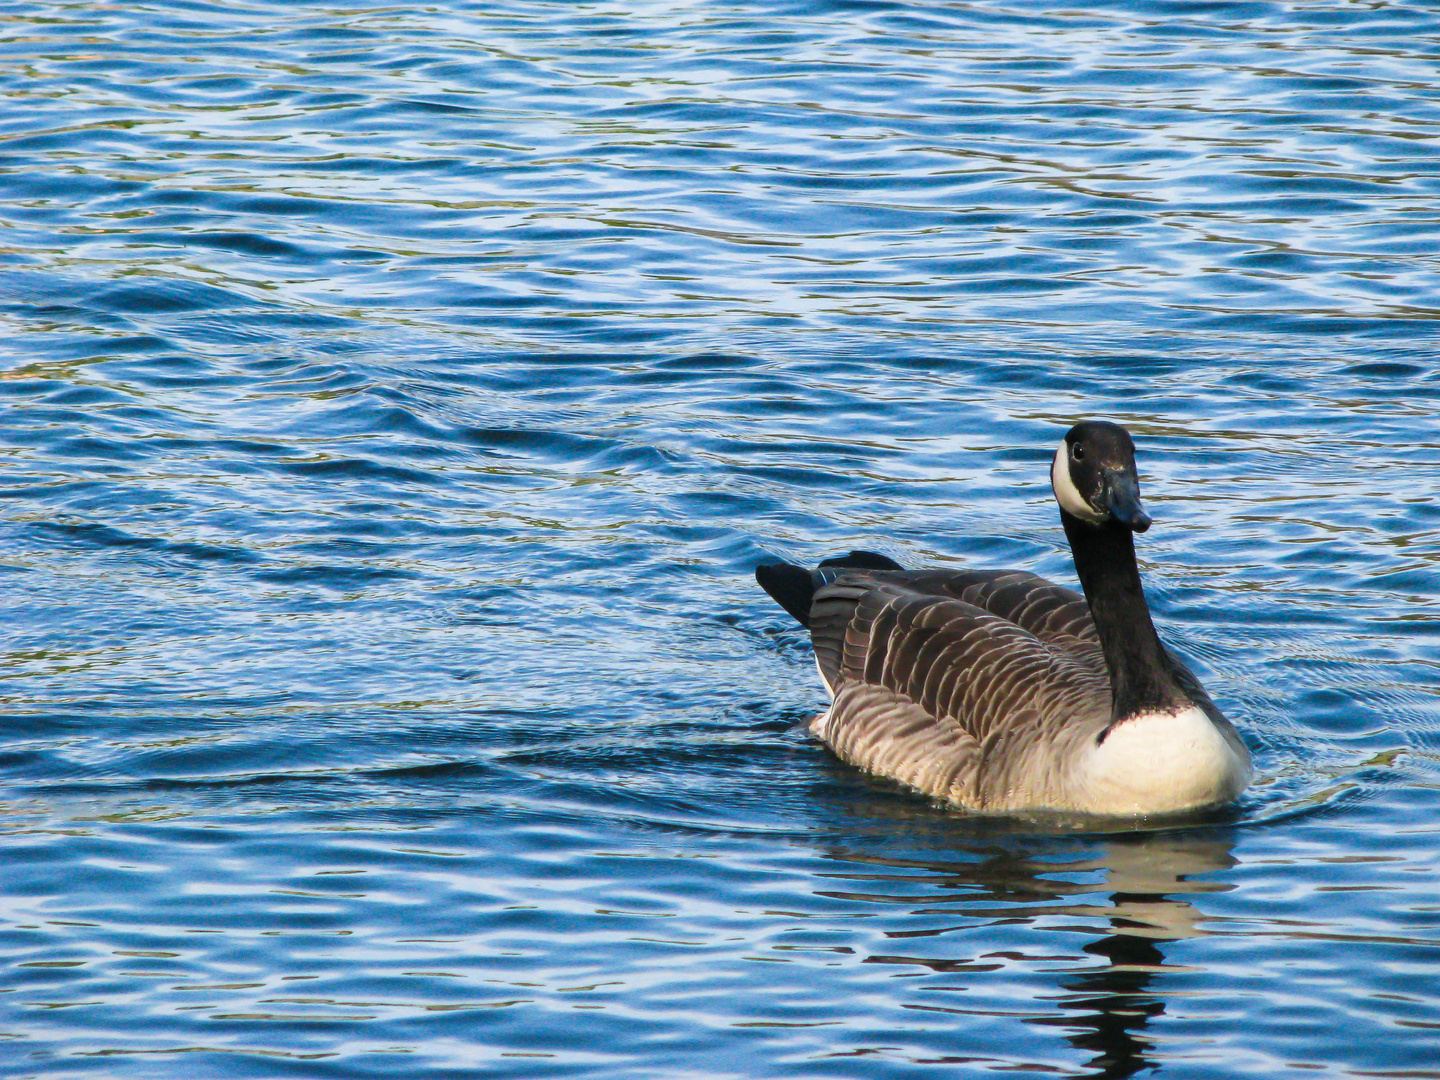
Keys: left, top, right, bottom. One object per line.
{"left": 807, "top": 570, "right": 1112, "bottom": 808}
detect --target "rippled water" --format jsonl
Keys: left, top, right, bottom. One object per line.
{"left": 3, "top": 1, "right": 1440, "bottom": 1076}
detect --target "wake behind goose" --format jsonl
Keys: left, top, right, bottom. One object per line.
{"left": 756, "top": 421, "right": 1252, "bottom": 816}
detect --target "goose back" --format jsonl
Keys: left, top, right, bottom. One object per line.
{"left": 804, "top": 568, "right": 1115, "bottom": 810}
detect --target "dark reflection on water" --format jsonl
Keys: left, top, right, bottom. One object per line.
{"left": 3, "top": 0, "right": 1440, "bottom": 1077}
{"left": 1059, "top": 934, "right": 1168, "bottom": 1080}
{"left": 1027, "top": 840, "right": 1236, "bottom": 1080}
{"left": 809, "top": 829, "right": 1239, "bottom": 1078}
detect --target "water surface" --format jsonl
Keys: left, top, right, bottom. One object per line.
{"left": 2, "top": 1, "right": 1440, "bottom": 1077}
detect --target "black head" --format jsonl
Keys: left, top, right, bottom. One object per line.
{"left": 1050, "top": 420, "right": 1152, "bottom": 532}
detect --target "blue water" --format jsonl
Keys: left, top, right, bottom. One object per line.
{"left": 3, "top": 1, "right": 1440, "bottom": 1076}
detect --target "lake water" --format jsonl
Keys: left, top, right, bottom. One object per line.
{"left": 3, "top": 1, "right": 1440, "bottom": 1076}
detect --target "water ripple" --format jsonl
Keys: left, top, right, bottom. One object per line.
{"left": 2, "top": 0, "right": 1440, "bottom": 1077}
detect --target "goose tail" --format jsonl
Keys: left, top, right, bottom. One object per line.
{"left": 755, "top": 562, "right": 816, "bottom": 627}
{"left": 756, "top": 550, "right": 904, "bottom": 627}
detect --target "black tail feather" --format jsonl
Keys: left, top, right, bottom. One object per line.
{"left": 757, "top": 551, "right": 905, "bottom": 628}
{"left": 756, "top": 562, "right": 815, "bottom": 627}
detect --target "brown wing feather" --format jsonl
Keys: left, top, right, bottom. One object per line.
{"left": 818, "top": 683, "right": 984, "bottom": 801}
{"left": 807, "top": 569, "right": 1113, "bottom": 809}
{"left": 895, "top": 569, "right": 1101, "bottom": 665}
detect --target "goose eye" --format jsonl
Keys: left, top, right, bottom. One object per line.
{"left": 1071, "top": 444, "right": 1085, "bottom": 460}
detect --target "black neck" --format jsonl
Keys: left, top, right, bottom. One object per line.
{"left": 1062, "top": 511, "right": 1187, "bottom": 720}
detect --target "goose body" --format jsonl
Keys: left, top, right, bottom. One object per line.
{"left": 756, "top": 421, "right": 1251, "bottom": 816}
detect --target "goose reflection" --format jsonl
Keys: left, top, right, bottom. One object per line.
{"left": 815, "top": 822, "right": 1239, "bottom": 1079}
{"left": 1036, "top": 835, "right": 1237, "bottom": 1079}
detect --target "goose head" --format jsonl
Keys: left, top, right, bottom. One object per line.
{"left": 1050, "top": 421, "right": 1152, "bottom": 532}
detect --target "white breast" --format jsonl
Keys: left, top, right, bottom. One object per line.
{"left": 1077, "top": 705, "right": 1252, "bottom": 815}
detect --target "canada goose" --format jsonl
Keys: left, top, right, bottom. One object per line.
{"left": 755, "top": 421, "right": 1252, "bottom": 816}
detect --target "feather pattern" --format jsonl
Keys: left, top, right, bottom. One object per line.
{"left": 808, "top": 569, "right": 1114, "bottom": 809}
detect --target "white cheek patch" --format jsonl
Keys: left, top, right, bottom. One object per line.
{"left": 1051, "top": 441, "right": 1106, "bottom": 524}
